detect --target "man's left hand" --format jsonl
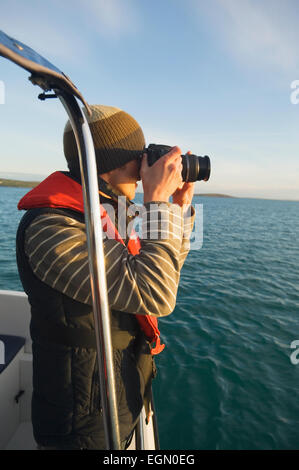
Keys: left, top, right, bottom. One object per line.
{"left": 172, "top": 151, "right": 195, "bottom": 207}
{"left": 172, "top": 181, "right": 194, "bottom": 207}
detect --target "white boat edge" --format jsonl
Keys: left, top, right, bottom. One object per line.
{"left": 0, "top": 289, "right": 156, "bottom": 450}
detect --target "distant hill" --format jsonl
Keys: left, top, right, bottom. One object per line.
{"left": 0, "top": 178, "right": 40, "bottom": 188}
{"left": 195, "top": 193, "right": 235, "bottom": 198}
{"left": 0, "top": 179, "right": 236, "bottom": 199}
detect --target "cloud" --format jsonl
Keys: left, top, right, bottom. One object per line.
{"left": 76, "top": 0, "right": 141, "bottom": 38}
{"left": 1, "top": 0, "right": 141, "bottom": 68}
{"left": 192, "top": 0, "right": 299, "bottom": 72}
{"left": 0, "top": 1, "right": 86, "bottom": 65}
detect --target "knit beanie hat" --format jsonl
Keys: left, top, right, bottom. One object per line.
{"left": 63, "top": 105, "right": 145, "bottom": 176}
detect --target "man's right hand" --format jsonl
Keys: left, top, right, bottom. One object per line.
{"left": 141, "top": 146, "right": 183, "bottom": 203}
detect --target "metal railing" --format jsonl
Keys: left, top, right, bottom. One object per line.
{"left": 57, "top": 91, "right": 121, "bottom": 450}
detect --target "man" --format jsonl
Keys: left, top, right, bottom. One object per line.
{"left": 16, "top": 105, "right": 195, "bottom": 449}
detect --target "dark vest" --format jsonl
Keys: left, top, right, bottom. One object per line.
{"left": 16, "top": 207, "right": 155, "bottom": 449}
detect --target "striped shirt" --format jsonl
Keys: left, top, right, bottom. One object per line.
{"left": 24, "top": 202, "right": 195, "bottom": 317}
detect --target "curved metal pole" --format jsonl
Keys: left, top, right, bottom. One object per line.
{"left": 57, "top": 91, "right": 121, "bottom": 450}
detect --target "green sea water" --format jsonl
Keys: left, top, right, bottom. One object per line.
{"left": 1, "top": 186, "right": 299, "bottom": 450}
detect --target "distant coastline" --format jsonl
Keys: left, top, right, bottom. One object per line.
{"left": 194, "top": 193, "right": 235, "bottom": 198}
{"left": 0, "top": 179, "right": 236, "bottom": 198}
{"left": 1, "top": 179, "right": 297, "bottom": 202}
{"left": 0, "top": 178, "right": 40, "bottom": 188}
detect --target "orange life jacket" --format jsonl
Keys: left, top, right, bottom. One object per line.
{"left": 18, "top": 171, "right": 165, "bottom": 355}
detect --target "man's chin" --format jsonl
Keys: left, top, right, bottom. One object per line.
{"left": 121, "top": 188, "right": 136, "bottom": 201}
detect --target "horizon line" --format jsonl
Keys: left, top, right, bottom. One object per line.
{"left": 0, "top": 173, "right": 298, "bottom": 203}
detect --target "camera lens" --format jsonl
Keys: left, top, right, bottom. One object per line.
{"left": 181, "top": 154, "right": 211, "bottom": 182}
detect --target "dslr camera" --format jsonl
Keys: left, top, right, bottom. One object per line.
{"left": 145, "top": 144, "right": 211, "bottom": 183}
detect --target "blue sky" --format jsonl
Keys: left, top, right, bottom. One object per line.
{"left": 1, "top": 0, "right": 299, "bottom": 200}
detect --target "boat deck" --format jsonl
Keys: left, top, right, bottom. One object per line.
{"left": 5, "top": 422, "right": 36, "bottom": 450}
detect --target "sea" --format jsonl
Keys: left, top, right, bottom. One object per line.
{"left": 1, "top": 185, "right": 299, "bottom": 450}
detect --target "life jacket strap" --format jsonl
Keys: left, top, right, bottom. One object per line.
{"left": 150, "top": 336, "right": 165, "bottom": 355}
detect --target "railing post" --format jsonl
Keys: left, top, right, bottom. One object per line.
{"left": 57, "top": 92, "right": 121, "bottom": 450}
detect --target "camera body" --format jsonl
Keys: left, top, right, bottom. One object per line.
{"left": 145, "top": 144, "right": 211, "bottom": 183}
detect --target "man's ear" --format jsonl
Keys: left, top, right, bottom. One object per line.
{"left": 99, "top": 170, "right": 110, "bottom": 183}
{"left": 100, "top": 166, "right": 123, "bottom": 184}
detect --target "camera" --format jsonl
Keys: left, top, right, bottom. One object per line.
{"left": 145, "top": 144, "right": 211, "bottom": 183}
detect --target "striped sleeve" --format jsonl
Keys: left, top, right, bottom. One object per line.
{"left": 179, "top": 205, "right": 195, "bottom": 270}
{"left": 24, "top": 203, "right": 195, "bottom": 317}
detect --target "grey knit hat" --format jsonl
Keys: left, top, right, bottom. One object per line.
{"left": 63, "top": 105, "right": 145, "bottom": 176}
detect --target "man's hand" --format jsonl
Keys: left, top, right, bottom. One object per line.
{"left": 141, "top": 146, "right": 183, "bottom": 203}
{"left": 172, "top": 181, "right": 195, "bottom": 207}
{"left": 172, "top": 151, "right": 195, "bottom": 208}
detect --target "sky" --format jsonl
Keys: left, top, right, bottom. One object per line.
{"left": 1, "top": 0, "right": 299, "bottom": 200}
